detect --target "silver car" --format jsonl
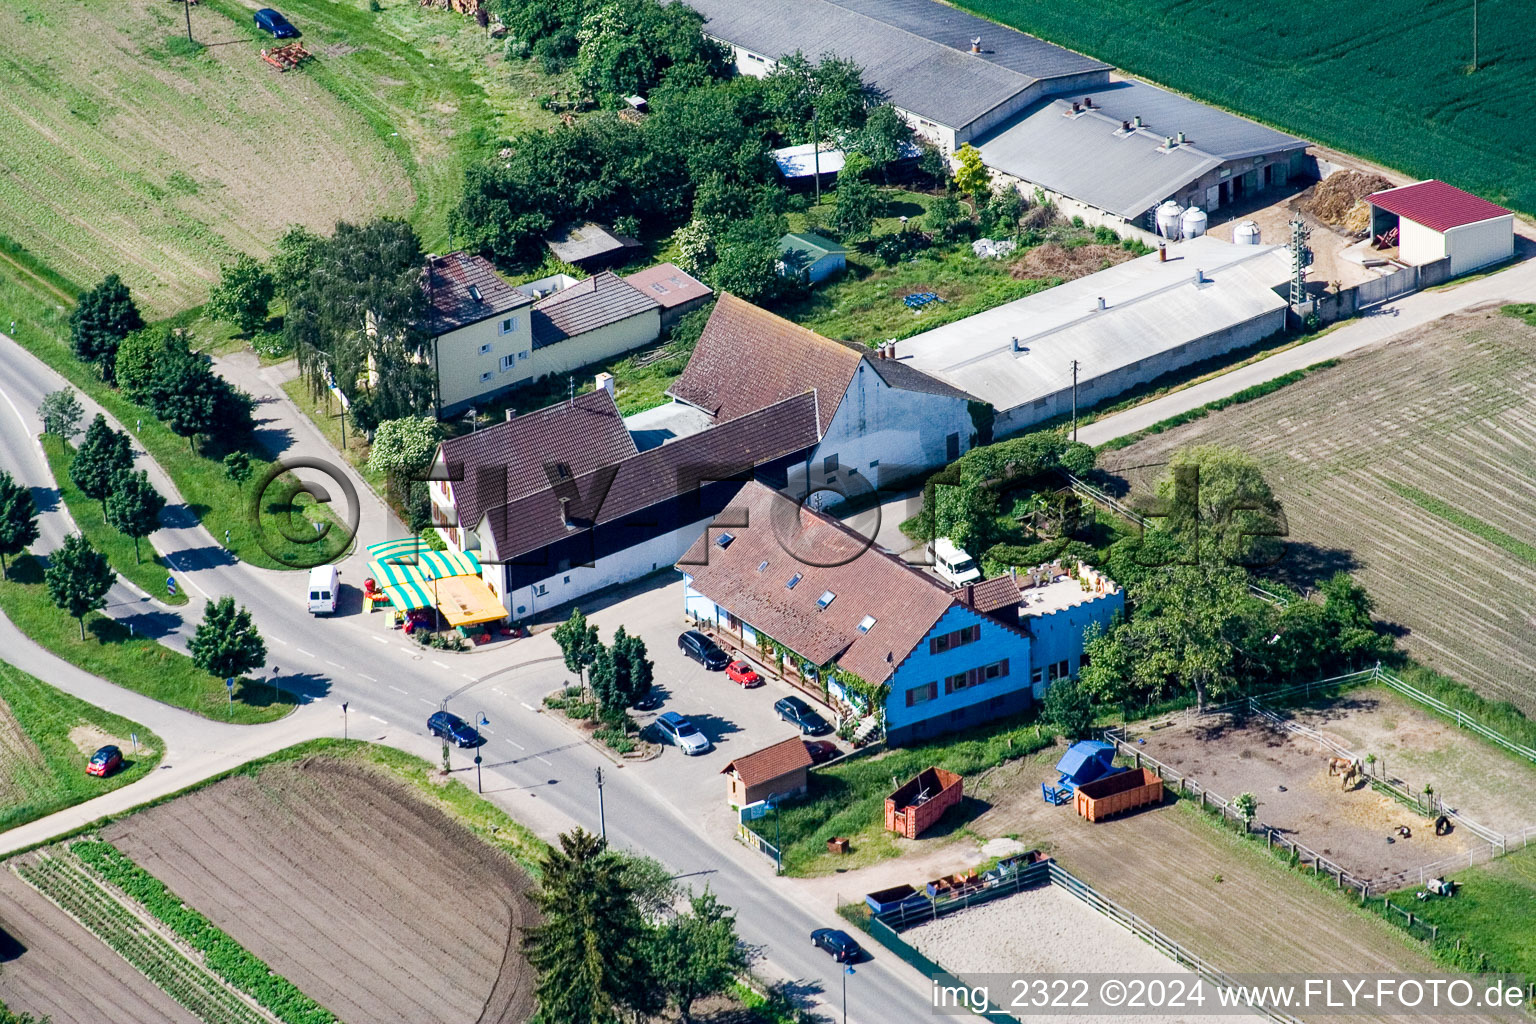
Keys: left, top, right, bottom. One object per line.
{"left": 656, "top": 711, "right": 712, "bottom": 755}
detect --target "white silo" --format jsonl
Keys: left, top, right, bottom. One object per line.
{"left": 1155, "top": 201, "right": 1183, "bottom": 240}
{"left": 1180, "top": 205, "right": 1208, "bottom": 239}
{"left": 1233, "top": 220, "right": 1261, "bottom": 245}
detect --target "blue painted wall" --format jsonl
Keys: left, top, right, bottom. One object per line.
{"left": 883, "top": 604, "right": 1032, "bottom": 744}
{"left": 1025, "top": 590, "right": 1125, "bottom": 697}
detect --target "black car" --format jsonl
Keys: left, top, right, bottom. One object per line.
{"left": 254, "top": 8, "right": 300, "bottom": 38}
{"left": 811, "top": 928, "right": 862, "bottom": 963}
{"left": 427, "top": 710, "right": 480, "bottom": 747}
{"left": 678, "top": 630, "right": 730, "bottom": 670}
{"left": 774, "top": 695, "right": 832, "bottom": 735}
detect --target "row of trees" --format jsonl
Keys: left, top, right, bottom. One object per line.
{"left": 39, "top": 406, "right": 166, "bottom": 563}
{"left": 553, "top": 608, "right": 655, "bottom": 719}
{"left": 524, "top": 828, "right": 748, "bottom": 1024}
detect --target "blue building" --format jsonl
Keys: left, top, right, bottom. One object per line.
{"left": 677, "top": 482, "right": 1120, "bottom": 745}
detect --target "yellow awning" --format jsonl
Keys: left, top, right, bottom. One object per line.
{"left": 416, "top": 548, "right": 482, "bottom": 579}
{"left": 368, "top": 558, "right": 430, "bottom": 589}
{"left": 434, "top": 574, "right": 505, "bottom": 627}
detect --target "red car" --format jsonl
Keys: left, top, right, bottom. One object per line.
{"left": 804, "top": 740, "right": 839, "bottom": 765}
{"left": 725, "top": 660, "right": 762, "bottom": 687}
{"left": 86, "top": 745, "right": 122, "bottom": 778}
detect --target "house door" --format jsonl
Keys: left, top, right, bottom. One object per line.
{"left": 1263, "top": 163, "right": 1274, "bottom": 188}
{"left": 1205, "top": 185, "right": 1220, "bottom": 210}
{"left": 1232, "top": 173, "right": 1246, "bottom": 200}
{"left": 1219, "top": 181, "right": 1231, "bottom": 207}
{"left": 946, "top": 432, "right": 960, "bottom": 461}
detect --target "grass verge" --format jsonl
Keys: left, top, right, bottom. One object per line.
{"left": 1375, "top": 845, "right": 1536, "bottom": 976}
{"left": 39, "top": 434, "right": 188, "bottom": 605}
{"left": 1382, "top": 480, "right": 1536, "bottom": 569}
{"left": 0, "top": 660, "right": 164, "bottom": 833}
{"left": 755, "top": 714, "right": 1053, "bottom": 876}
{"left": 0, "top": 555, "right": 295, "bottom": 725}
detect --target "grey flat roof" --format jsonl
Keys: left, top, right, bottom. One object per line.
{"left": 977, "top": 78, "right": 1308, "bottom": 219}
{"left": 687, "top": 0, "right": 1106, "bottom": 131}
{"left": 895, "top": 236, "right": 1290, "bottom": 415}
{"left": 622, "top": 401, "right": 715, "bottom": 452}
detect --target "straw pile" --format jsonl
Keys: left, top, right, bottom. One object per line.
{"left": 1012, "top": 243, "right": 1133, "bottom": 281}
{"left": 1303, "top": 171, "right": 1393, "bottom": 234}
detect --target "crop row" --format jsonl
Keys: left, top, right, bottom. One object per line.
{"left": 70, "top": 839, "right": 337, "bottom": 1024}
{"left": 14, "top": 854, "right": 271, "bottom": 1024}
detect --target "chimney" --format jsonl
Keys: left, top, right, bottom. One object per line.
{"left": 1193, "top": 268, "right": 1205, "bottom": 285}
{"left": 1121, "top": 119, "right": 1131, "bottom": 132}
{"left": 1164, "top": 135, "right": 1174, "bottom": 149}
{"left": 970, "top": 36, "right": 981, "bottom": 53}
{"left": 1083, "top": 96, "right": 1094, "bottom": 109}
{"left": 1011, "top": 336, "right": 1023, "bottom": 352}
{"left": 964, "top": 583, "right": 975, "bottom": 607}
{"left": 878, "top": 345, "right": 887, "bottom": 359}
{"left": 505, "top": 408, "right": 516, "bottom": 422}
{"left": 559, "top": 497, "right": 572, "bottom": 527}
{"left": 1071, "top": 101, "right": 1080, "bottom": 113}
{"left": 1158, "top": 243, "right": 1167, "bottom": 262}
{"left": 1096, "top": 296, "right": 1106, "bottom": 311}
{"left": 1133, "top": 115, "right": 1143, "bottom": 129}
{"left": 594, "top": 371, "right": 615, "bottom": 396}
{"left": 1177, "top": 130, "right": 1187, "bottom": 144}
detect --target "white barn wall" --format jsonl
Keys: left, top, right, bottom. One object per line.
{"left": 1444, "top": 216, "right": 1515, "bottom": 276}
{"left": 1398, "top": 218, "right": 1447, "bottom": 268}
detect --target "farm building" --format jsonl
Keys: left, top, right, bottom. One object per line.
{"left": 622, "top": 262, "right": 713, "bottom": 328}
{"left": 721, "top": 736, "right": 815, "bottom": 808}
{"left": 975, "top": 78, "right": 1309, "bottom": 237}
{"left": 526, "top": 271, "right": 661, "bottom": 381}
{"left": 895, "top": 235, "right": 1289, "bottom": 437}
{"left": 776, "top": 232, "right": 848, "bottom": 285}
{"left": 688, "top": 0, "right": 1109, "bottom": 153}
{"left": 773, "top": 141, "right": 922, "bottom": 183}
{"left": 680, "top": 482, "right": 1115, "bottom": 745}
{"left": 665, "top": 294, "right": 979, "bottom": 497}
{"left": 1367, "top": 180, "right": 1514, "bottom": 278}
{"left": 544, "top": 221, "right": 642, "bottom": 269}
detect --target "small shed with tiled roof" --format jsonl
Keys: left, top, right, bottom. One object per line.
{"left": 1367, "top": 180, "right": 1514, "bottom": 278}
{"left": 623, "top": 262, "right": 713, "bottom": 327}
{"left": 721, "top": 735, "right": 815, "bottom": 807}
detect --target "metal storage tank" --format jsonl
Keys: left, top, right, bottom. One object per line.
{"left": 1233, "top": 220, "right": 1261, "bottom": 245}
{"left": 1155, "top": 201, "right": 1183, "bottom": 240}
{"left": 1180, "top": 206, "right": 1208, "bottom": 239}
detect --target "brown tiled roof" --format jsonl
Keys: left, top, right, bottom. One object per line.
{"left": 483, "top": 393, "right": 820, "bottom": 558}
{"left": 531, "top": 271, "right": 660, "bottom": 348}
{"left": 678, "top": 481, "right": 959, "bottom": 684}
{"left": 437, "top": 389, "right": 637, "bottom": 535}
{"left": 667, "top": 294, "right": 861, "bottom": 435}
{"left": 954, "top": 575, "right": 1022, "bottom": 615}
{"left": 624, "top": 263, "right": 713, "bottom": 309}
{"left": 422, "top": 252, "right": 530, "bottom": 335}
{"left": 721, "top": 735, "right": 815, "bottom": 787}
{"left": 869, "top": 354, "right": 979, "bottom": 402}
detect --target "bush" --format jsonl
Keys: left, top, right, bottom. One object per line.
{"left": 873, "top": 230, "right": 932, "bottom": 266}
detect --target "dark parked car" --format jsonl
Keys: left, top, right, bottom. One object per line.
{"left": 86, "top": 745, "right": 123, "bottom": 778}
{"left": 678, "top": 630, "right": 729, "bottom": 670}
{"left": 811, "top": 928, "right": 862, "bottom": 963}
{"left": 254, "top": 8, "right": 300, "bottom": 38}
{"left": 427, "top": 710, "right": 480, "bottom": 747}
{"left": 803, "top": 739, "right": 839, "bottom": 765}
{"left": 774, "top": 695, "right": 832, "bottom": 736}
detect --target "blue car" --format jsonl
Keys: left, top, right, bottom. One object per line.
{"left": 254, "top": 8, "right": 300, "bottom": 38}
{"left": 427, "top": 711, "right": 480, "bottom": 748}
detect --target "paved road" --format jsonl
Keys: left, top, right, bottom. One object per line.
{"left": 0, "top": 336, "right": 926, "bottom": 1023}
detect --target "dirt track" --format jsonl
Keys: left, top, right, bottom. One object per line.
{"left": 0, "top": 868, "right": 200, "bottom": 1024}
{"left": 102, "top": 757, "right": 536, "bottom": 1024}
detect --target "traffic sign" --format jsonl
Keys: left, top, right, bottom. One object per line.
{"left": 225, "top": 677, "right": 234, "bottom": 690}
{"left": 166, "top": 576, "right": 177, "bottom": 596}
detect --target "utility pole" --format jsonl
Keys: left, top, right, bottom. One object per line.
{"left": 184, "top": 0, "right": 193, "bottom": 43}
{"left": 812, "top": 105, "right": 821, "bottom": 205}
{"left": 1070, "top": 359, "right": 1080, "bottom": 442}
{"left": 1472, "top": 0, "right": 1479, "bottom": 71}
{"left": 594, "top": 766, "right": 606, "bottom": 840}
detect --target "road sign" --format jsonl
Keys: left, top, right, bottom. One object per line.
{"left": 166, "top": 576, "right": 177, "bottom": 596}
{"left": 226, "top": 677, "right": 234, "bottom": 690}
{"left": 739, "top": 800, "right": 771, "bottom": 822}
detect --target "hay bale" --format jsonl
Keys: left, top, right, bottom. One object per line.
{"left": 1303, "top": 171, "right": 1394, "bottom": 229}
{"left": 1012, "top": 243, "right": 1134, "bottom": 281}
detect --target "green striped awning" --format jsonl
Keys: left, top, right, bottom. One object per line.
{"left": 382, "top": 580, "right": 435, "bottom": 611}
{"left": 367, "top": 558, "right": 430, "bottom": 589}
{"left": 367, "top": 537, "right": 430, "bottom": 564}
{"left": 415, "top": 549, "right": 481, "bottom": 579}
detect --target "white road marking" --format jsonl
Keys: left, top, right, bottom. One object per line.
{"left": 536, "top": 755, "right": 551, "bottom": 765}
{"left": 388, "top": 685, "right": 408, "bottom": 694}
{"left": 461, "top": 673, "right": 475, "bottom": 681}
{"left": 492, "top": 687, "right": 506, "bottom": 696}
{"left": 520, "top": 702, "right": 535, "bottom": 711}
{"left": 418, "top": 698, "right": 436, "bottom": 707}
{"left": 369, "top": 716, "right": 387, "bottom": 724}
{"left": 507, "top": 740, "right": 524, "bottom": 750}
{"left": 482, "top": 728, "right": 494, "bottom": 735}
{"left": 271, "top": 636, "right": 290, "bottom": 646}
{"left": 432, "top": 659, "right": 450, "bottom": 669}
{"left": 296, "top": 647, "right": 316, "bottom": 657}
{"left": 358, "top": 674, "right": 377, "bottom": 682}
{"left": 164, "top": 554, "right": 213, "bottom": 600}
{"left": 371, "top": 636, "right": 388, "bottom": 645}
{"left": 325, "top": 660, "right": 344, "bottom": 669}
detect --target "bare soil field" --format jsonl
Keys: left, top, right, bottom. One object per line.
{"left": 1099, "top": 309, "right": 1536, "bottom": 713}
{"left": 0, "top": 868, "right": 200, "bottom": 1024}
{"left": 1134, "top": 714, "right": 1474, "bottom": 882}
{"left": 0, "top": 696, "right": 44, "bottom": 807}
{"left": 101, "top": 756, "right": 536, "bottom": 1024}
{"left": 0, "top": 0, "right": 411, "bottom": 313}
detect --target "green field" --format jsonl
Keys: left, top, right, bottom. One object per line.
{"left": 0, "top": 660, "right": 164, "bottom": 832}
{"left": 957, "top": 0, "right": 1536, "bottom": 213}
{"left": 1383, "top": 845, "right": 1536, "bottom": 976}
{"left": 0, "top": 556, "right": 295, "bottom": 725}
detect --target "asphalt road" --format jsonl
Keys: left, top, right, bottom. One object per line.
{"left": 0, "top": 334, "right": 931, "bottom": 1024}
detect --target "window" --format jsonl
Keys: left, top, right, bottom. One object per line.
{"left": 1031, "top": 667, "right": 1044, "bottom": 687}
{"left": 499, "top": 354, "right": 515, "bottom": 372}
{"left": 1047, "top": 659, "right": 1071, "bottom": 683}
{"left": 517, "top": 350, "right": 528, "bottom": 361}
{"left": 929, "top": 624, "right": 980, "bottom": 655}
{"left": 944, "top": 659, "right": 1009, "bottom": 694}
{"left": 856, "top": 614, "right": 876, "bottom": 633}
{"left": 533, "top": 584, "right": 548, "bottom": 597}
{"left": 946, "top": 432, "right": 960, "bottom": 461}
{"left": 816, "top": 590, "right": 836, "bottom": 609}
{"left": 756, "top": 560, "right": 769, "bottom": 573}
{"left": 786, "top": 572, "right": 802, "bottom": 589}
{"left": 479, "top": 371, "right": 493, "bottom": 382}
{"left": 823, "top": 454, "right": 838, "bottom": 475}
{"left": 905, "top": 682, "right": 938, "bottom": 707}
{"left": 479, "top": 342, "right": 493, "bottom": 355}
{"left": 468, "top": 284, "right": 483, "bottom": 303}
{"left": 499, "top": 316, "right": 518, "bottom": 334}
{"left": 715, "top": 532, "right": 734, "bottom": 549}
{"left": 869, "top": 459, "right": 880, "bottom": 469}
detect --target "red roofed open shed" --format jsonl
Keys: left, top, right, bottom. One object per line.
{"left": 1367, "top": 179, "right": 1514, "bottom": 277}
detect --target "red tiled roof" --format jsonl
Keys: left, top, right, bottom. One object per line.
{"left": 667, "top": 294, "right": 862, "bottom": 435}
{"left": 954, "top": 575, "right": 1022, "bottom": 615}
{"left": 422, "top": 251, "right": 530, "bottom": 335}
{"left": 482, "top": 393, "right": 820, "bottom": 558}
{"left": 721, "top": 735, "right": 814, "bottom": 787}
{"left": 624, "top": 263, "right": 713, "bottom": 309}
{"left": 437, "top": 389, "right": 637, "bottom": 534}
{"left": 1368, "top": 180, "right": 1511, "bottom": 233}
{"left": 678, "top": 481, "right": 959, "bottom": 684}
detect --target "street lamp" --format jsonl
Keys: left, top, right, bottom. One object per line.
{"left": 475, "top": 713, "right": 489, "bottom": 793}
{"left": 595, "top": 766, "right": 606, "bottom": 840}
{"left": 842, "top": 964, "right": 855, "bottom": 1024}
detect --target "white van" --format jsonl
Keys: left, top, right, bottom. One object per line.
{"left": 307, "top": 564, "right": 339, "bottom": 615}
{"left": 932, "top": 538, "right": 981, "bottom": 588}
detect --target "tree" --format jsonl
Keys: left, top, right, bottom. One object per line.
{"left": 37, "top": 389, "right": 83, "bottom": 441}
{"left": 953, "top": 143, "right": 990, "bottom": 204}
{"left": 1319, "top": 570, "right": 1392, "bottom": 666}
{"left": 146, "top": 345, "right": 254, "bottom": 449}
{"left": 0, "top": 469, "right": 39, "bottom": 577}
{"left": 69, "top": 274, "right": 143, "bottom": 382}
{"left": 917, "top": 142, "right": 949, "bottom": 186}
{"left": 366, "top": 417, "right": 443, "bottom": 481}
{"left": 522, "top": 828, "right": 653, "bottom": 1023}
{"left": 1151, "top": 445, "right": 1285, "bottom": 568}
{"left": 223, "top": 450, "right": 253, "bottom": 491}
{"left": 44, "top": 533, "right": 114, "bottom": 640}
{"left": 851, "top": 104, "right": 915, "bottom": 177}
{"left": 70, "top": 414, "right": 133, "bottom": 515}
{"left": 189, "top": 596, "right": 268, "bottom": 682}
{"left": 924, "top": 194, "right": 963, "bottom": 241}
{"left": 1232, "top": 791, "right": 1258, "bottom": 828}
{"left": 206, "top": 255, "right": 275, "bottom": 335}
{"left": 553, "top": 607, "right": 601, "bottom": 689}
{"left": 1041, "top": 678, "right": 1095, "bottom": 740}
{"left": 114, "top": 329, "right": 174, "bottom": 403}
{"left": 761, "top": 52, "right": 868, "bottom": 144}
{"left": 612, "top": 627, "right": 653, "bottom": 707}
{"left": 829, "top": 174, "right": 880, "bottom": 239}
{"left": 980, "top": 187, "right": 1024, "bottom": 237}
{"left": 268, "top": 225, "right": 322, "bottom": 298}
{"left": 650, "top": 889, "right": 749, "bottom": 1023}
{"left": 104, "top": 469, "right": 166, "bottom": 563}
{"left": 615, "top": 851, "right": 680, "bottom": 923}
{"left": 572, "top": 0, "right": 727, "bottom": 99}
